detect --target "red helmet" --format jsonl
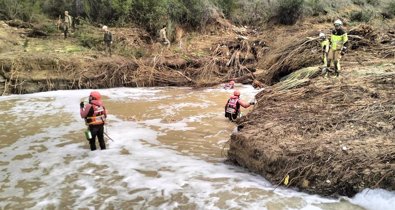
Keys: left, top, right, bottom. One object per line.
{"left": 233, "top": 90, "right": 240, "bottom": 96}
{"left": 90, "top": 91, "right": 101, "bottom": 100}
{"left": 229, "top": 80, "right": 235, "bottom": 85}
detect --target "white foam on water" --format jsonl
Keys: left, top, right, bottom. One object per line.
{"left": 205, "top": 84, "right": 260, "bottom": 97}
{"left": 101, "top": 87, "right": 170, "bottom": 101}
{"left": 142, "top": 118, "right": 193, "bottom": 131}
{"left": 157, "top": 101, "right": 213, "bottom": 116}
{"left": 350, "top": 189, "right": 395, "bottom": 210}
{"left": 1, "top": 87, "right": 393, "bottom": 210}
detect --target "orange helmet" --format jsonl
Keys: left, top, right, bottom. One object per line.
{"left": 89, "top": 91, "right": 101, "bottom": 100}
{"left": 233, "top": 90, "right": 240, "bottom": 96}
{"left": 229, "top": 80, "right": 235, "bottom": 85}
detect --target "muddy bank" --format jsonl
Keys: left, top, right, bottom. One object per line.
{"left": 228, "top": 63, "right": 395, "bottom": 197}
{"left": 0, "top": 20, "right": 266, "bottom": 95}
{"left": 0, "top": 55, "right": 191, "bottom": 94}
{"left": 0, "top": 51, "right": 262, "bottom": 95}
{"left": 0, "top": 17, "right": 276, "bottom": 95}
{"left": 226, "top": 22, "right": 395, "bottom": 197}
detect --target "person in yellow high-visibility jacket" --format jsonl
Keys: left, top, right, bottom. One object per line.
{"left": 327, "top": 19, "right": 348, "bottom": 77}
{"left": 319, "top": 32, "right": 330, "bottom": 66}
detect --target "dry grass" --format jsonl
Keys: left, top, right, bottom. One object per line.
{"left": 228, "top": 61, "right": 395, "bottom": 197}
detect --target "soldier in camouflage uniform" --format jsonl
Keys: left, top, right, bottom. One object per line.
{"left": 63, "top": 11, "right": 72, "bottom": 39}
{"left": 103, "top": 25, "right": 113, "bottom": 56}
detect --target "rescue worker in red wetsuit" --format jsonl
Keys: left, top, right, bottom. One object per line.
{"left": 80, "top": 91, "right": 107, "bottom": 151}
{"left": 224, "top": 80, "right": 235, "bottom": 89}
{"left": 225, "top": 90, "right": 255, "bottom": 121}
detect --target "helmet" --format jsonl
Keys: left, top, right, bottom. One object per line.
{"left": 102, "top": 25, "right": 108, "bottom": 30}
{"left": 319, "top": 32, "right": 325, "bottom": 38}
{"left": 89, "top": 91, "right": 101, "bottom": 100}
{"left": 334, "top": 19, "right": 343, "bottom": 26}
{"left": 233, "top": 90, "right": 240, "bottom": 96}
{"left": 229, "top": 80, "right": 235, "bottom": 85}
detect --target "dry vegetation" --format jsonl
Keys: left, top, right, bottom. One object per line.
{"left": 228, "top": 62, "right": 395, "bottom": 196}
{"left": 0, "top": 13, "right": 267, "bottom": 94}
{"left": 227, "top": 22, "right": 395, "bottom": 197}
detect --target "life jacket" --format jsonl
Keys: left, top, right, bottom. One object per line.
{"left": 225, "top": 96, "right": 239, "bottom": 115}
{"left": 224, "top": 83, "right": 234, "bottom": 90}
{"left": 86, "top": 102, "right": 106, "bottom": 125}
{"left": 330, "top": 29, "right": 348, "bottom": 50}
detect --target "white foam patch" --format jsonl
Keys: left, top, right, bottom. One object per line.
{"left": 204, "top": 84, "right": 261, "bottom": 96}
{"left": 157, "top": 102, "right": 212, "bottom": 115}
{"left": 101, "top": 87, "right": 170, "bottom": 101}
{"left": 350, "top": 189, "right": 395, "bottom": 210}
{"left": 142, "top": 118, "right": 193, "bottom": 131}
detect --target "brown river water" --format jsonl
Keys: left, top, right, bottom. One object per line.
{"left": 0, "top": 86, "right": 393, "bottom": 209}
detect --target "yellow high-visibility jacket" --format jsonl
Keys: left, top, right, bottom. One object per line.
{"left": 330, "top": 29, "right": 348, "bottom": 50}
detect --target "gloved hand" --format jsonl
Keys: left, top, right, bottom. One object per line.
{"left": 341, "top": 46, "right": 347, "bottom": 55}
{"left": 80, "top": 102, "right": 84, "bottom": 108}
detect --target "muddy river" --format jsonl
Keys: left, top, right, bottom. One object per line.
{"left": 0, "top": 85, "right": 394, "bottom": 209}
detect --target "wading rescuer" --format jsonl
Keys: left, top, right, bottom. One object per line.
{"left": 80, "top": 91, "right": 107, "bottom": 151}
{"left": 224, "top": 80, "right": 235, "bottom": 89}
{"left": 225, "top": 90, "right": 255, "bottom": 121}
{"left": 327, "top": 19, "right": 348, "bottom": 77}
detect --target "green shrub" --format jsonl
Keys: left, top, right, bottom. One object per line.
{"left": 77, "top": 32, "right": 102, "bottom": 49}
{"left": 366, "top": 0, "right": 379, "bottom": 6}
{"left": 386, "top": 2, "right": 395, "bottom": 18}
{"left": 214, "top": 0, "right": 237, "bottom": 18}
{"left": 130, "top": 0, "right": 168, "bottom": 34}
{"left": 167, "top": 0, "right": 207, "bottom": 29}
{"left": 0, "top": 0, "right": 41, "bottom": 21}
{"left": 229, "top": 0, "right": 269, "bottom": 26}
{"left": 305, "top": 0, "right": 328, "bottom": 16}
{"left": 350, "top": 10, "right": 374, "bottom": 22}
{"left": 274, "top": 0, "right": 304, "bottom": 25}
{"left": 42, "top": 23, "right": 57, "bottom": 34}
{"left": 352, "top": 0, "right": 365, "bottom": 6}
{"left": 42, "top": 0, "right": 74, "bottom": 18}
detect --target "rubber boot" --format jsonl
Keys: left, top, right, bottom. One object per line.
{"left": 334, "top": 61, "right": 340, "bottom": 77}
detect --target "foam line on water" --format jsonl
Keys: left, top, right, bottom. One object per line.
{"left": 350, "top": 189, "right": 395, "bottom": 210}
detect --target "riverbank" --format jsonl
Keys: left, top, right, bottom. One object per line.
{"left": 228, "top": 62, "right": 395, "bottom": 197}
{"left": 227, "top": 19, "right": 395, "bottom": 197}
{"left": 0, "top": 18, "right": 262, "bottom": 95}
